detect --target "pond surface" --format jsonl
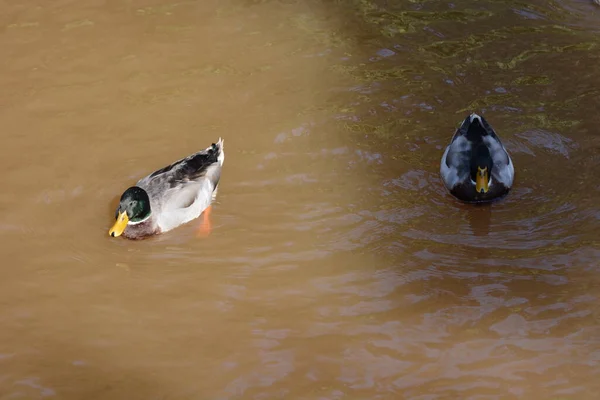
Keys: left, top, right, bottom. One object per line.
{"left": 1, "top": 0, "right": 600, "bottom": 398}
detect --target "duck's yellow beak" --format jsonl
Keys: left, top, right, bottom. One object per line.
{"left": 109, "top": 211, "right": 129, "bottom": 237}
{"left": 476, "top": 166, "right": 489, "bottom": 194}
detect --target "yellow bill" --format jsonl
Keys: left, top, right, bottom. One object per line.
{"left": 109, "top": 211, "right": 129, "bottom": 237}
{"left": 476, "top": 166, "right": 489, "bottom": 194}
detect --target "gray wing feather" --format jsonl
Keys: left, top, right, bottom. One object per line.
{"left": 136, "top": 140, "right": 224, "bottom": 216}
{"left": 483, "top": 136, "right": 514, "bottom": 185}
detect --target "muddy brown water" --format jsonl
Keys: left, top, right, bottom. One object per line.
{"left": 2, "top": 0, "right": 600, "bottom": 399}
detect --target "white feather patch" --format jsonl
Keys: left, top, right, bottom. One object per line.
{"left": 470, "top": 113, "right": 482, "bottom": 123}
{"left": 156, "top": 180, "right": 214, "bottom": 232}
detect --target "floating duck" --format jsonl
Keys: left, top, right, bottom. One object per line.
{"left": 440, "top": 114, "right": 514, "bottom": 203}
{"left": 109, "top": 138, "right": 224, "bottom": 239}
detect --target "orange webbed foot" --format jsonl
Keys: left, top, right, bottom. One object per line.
{"left": 196, "top": 205, "right": 212, "bottom": 238}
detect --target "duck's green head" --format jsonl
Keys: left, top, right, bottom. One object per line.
{"left": 109, "top": 186, "right": 151, "bottom": 237}
{"left": 471, "top": 145, "right": 493, "bottom": 194}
